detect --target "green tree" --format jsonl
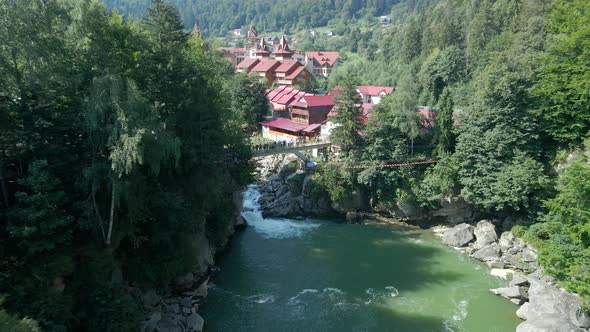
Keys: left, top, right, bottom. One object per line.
{"left": 533, "top": 0, "right": 590, "bottom": 146}
{"left": 434, "top": 87, "right": 455, "bottom": 155}
{"left": 331, "top": 78, "right": 365, "bottom": 157}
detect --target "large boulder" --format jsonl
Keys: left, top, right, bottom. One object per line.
{"left": 472, "top": 243, "right": 501, "bottom": 261}
{"left": 442, "top": 223, "right": 475, "bottom": 247}
{"left": 473, "top": 220, "right": 498, "bottom": 248}
{"left": 517, "top": 278, "right": 590, "bottom": 330}
{"left": 510, "top": 274, "right": 529, "bottom": 287}
{"left": 490, "top": 286, "right": 528, "bottom": 300}
{"left": 499, "top": 231, "right": 515, "bottom": 252}
{"left": 185, "top": 313, "right": 204, "bottom": 332}
{"left": 516, "top": 316, "right": 586, "bottom": 332}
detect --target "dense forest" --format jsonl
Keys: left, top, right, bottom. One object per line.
{"left": 0, "top": 0, "right": 269, "bottom": 330}
{"left": 317, "top": 0, "right": 590, "bottom": 309}
{"left": 102, "top": 0, "right": 404, "bottom": 36}
{"left": 1, "top": 0, "right": 590, "bottom": 329}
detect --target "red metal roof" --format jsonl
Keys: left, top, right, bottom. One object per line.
{"left": 275, "top": 60, "right": 299, "bottom": 73}
{"left": 285, "top": 66, "right": 309, "bottom": 80}
{"left": 302, "top": 95, "right": 334, "bottom": 107}
{"left": 251, "top": 59, "right": 281, "bottom": 73}
{"left": 236, "top": 58, "right": 260, "bottom": 69}
{"left": 260, "top": 118, "right": 308, "bottom": 132}
{"left": 303, "top": 123, "right": 322, "bottom": 132}
{"left": 357, "top": 85, "right": 395, "bottom": 96}
{"left": 305, "top": 51, "right": 339, "bottom": 66}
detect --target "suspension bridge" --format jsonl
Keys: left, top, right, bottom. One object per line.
{"left": 250, "top": 140, "right": 437, "bottom": 168}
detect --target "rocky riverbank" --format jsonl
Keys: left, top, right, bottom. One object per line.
{"left": 255, "top": 154, "right": 335, "bottom": 218}
{"left": 436, "top": 221, "right": 590, "bottom": 332}
{"left": 140, "top": 188, "right": 247, "bottom": 332}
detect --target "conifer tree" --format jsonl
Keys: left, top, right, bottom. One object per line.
{"left": 331, "top": 78, "right": 365, "bottom": 157}
{"left": 434, "top": 87, "right": 455, "bottom": 155}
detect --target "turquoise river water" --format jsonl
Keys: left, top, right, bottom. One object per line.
{"left": 203, "top": 186, "right": 521, "bottom": 331}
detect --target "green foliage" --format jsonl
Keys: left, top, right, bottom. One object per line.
{"left": 330, "top": 77, "right": 365, "bottom": 156}
{"left": 103, "top": 0, "right": 400, "bottom": 37}
{"left": 434, "top": 87, "right": 455, "bottom": 155}
{"left": 523, "top": 151, "right": 590, "bottom": 304}
{"left": 533, "top": 0, "right": 590, "bottom": 145}
{"left": 85, "top": 285, "right": 142, "bottom": 332}
{"left": 0, "top": 303, "right": 40, "bottom": 332}
{"left": 0, "top": 0, "right": 253, "bottom": 329}
{"left": 223, "top": 73, "right": 270, "bottom": 134}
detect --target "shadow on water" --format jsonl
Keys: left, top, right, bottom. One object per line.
{"left": 308, "top": 223, "right": 465, "bottom": 296}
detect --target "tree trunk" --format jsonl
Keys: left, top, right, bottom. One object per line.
{"left": 106, "top": 182, "right": 116, "bottom": 246}
{"left": 91, "top": 183, "right": 106, "bottom": 243}
{"left": 0, "top": 156, "right": 9, "bottom": 210}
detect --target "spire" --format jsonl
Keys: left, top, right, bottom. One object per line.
{"left": 247, "top": 21, "right": 258, "bottom": 38}
{"left": 279, "top": 35, "right": 291, "bottom": 52}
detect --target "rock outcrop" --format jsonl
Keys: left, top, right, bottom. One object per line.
{"left": 440, "top": 220, "right": 590, "bottom": 332}
{"left": 442, "top": 223, "right": 474, "bottom": 247}
{"left": 255, "top": 155, "right": 334, "bottom": 218}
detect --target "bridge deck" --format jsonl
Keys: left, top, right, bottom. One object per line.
{"left": 252, "top": 142, "right": 332, "bottom": 157}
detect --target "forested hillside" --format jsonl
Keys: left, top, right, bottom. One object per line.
{"left": 0, "top": 0, "right": 268, "bottom": 330}
{"left": 317, "top": 0, "right": 590, "bottom": 308}
{"left": 102, "top": 0, "right": 403, "bottom": 36}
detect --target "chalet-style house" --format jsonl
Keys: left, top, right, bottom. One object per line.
{"left": 220, "top": 23, "right": 339, "bottom": 80}
{"left": 304, "top": 51, "right": 340, "bottom": 78}
{"left": 260, "top": 87, "right": 335, "bottom": 141}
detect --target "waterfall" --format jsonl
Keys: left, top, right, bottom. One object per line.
{"left": 241, "top": 185, "right": 319, "bottom": 239}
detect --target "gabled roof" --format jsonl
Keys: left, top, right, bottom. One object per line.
{"left": 266, "top": 86, "right": 312, "bottom": 106}
{"left": 251, "top": 59, "right": 281, "bottom": 73}
{"left": 285, "top": 66, "right": 310, "bottom": 80}
{"left": 236, "top": 58, "right": 260, "bottom": 70}
{"left": 305, "top": 51, "right": 339, "bottom": 66}
{"left": 260, "top": 118, "right": 308, "bottom": 132}
{"left": 274, "top": 60, "right": 300, "bottom": 73}
{"left": 357, "top": 85, "right": 395, "bottom": 96}
{"left": 300, "top": 95, "right": 334, "bottom": 107}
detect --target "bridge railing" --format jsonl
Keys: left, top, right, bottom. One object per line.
{"left": 251, "top": 138, "right": 331, "bottom": 155}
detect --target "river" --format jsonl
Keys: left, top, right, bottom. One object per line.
{"left": 203, "top": 186, "right": 521, "bottom": 331}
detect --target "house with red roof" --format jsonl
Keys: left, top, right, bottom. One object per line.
{"left": 357, "top": 85, "right": 395, "bottom": 104}
{"left": 236, "top": 59, "right": 312, "bottom": 87}
{"left": 260, "top": 87, "right": 335, "bottom": 140}
{"left": 304, "top": 51, "right": 339, "bottom": 78}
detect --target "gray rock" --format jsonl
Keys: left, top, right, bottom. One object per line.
{"left": 442, "top": 223, "right": 475, "bottom": 247}
{"left": 499, "top": 231, "right": 515, "bottom": 252}
{"left": 510, "top": 274, "right": 529, "bottom": 287}
{"left": 185, "top": 313, "right": 204, "bottom": 332}
{"left": 490, "top": 286, "right": 528, "bottom": 300}
{"left": 516, "top": 316, "right": 586, "bottom": 332}
{"left": 163, "top": 303, "right": 180, "bottom": 314}
{"left": 574, "top": 307, "right": 590, "bottom": 329}
{"left": 472, "top": 243, "right": 500, "bottom": 261}
{"left": 486, "top": 258, "right": 505, "bottom": 269}
{"left": 503, "top": 254, "right": 533, "bottom": 272}
{"left": 182, "top": 307, "right": 192, "bottom": 315}
{"left": 522, "top": 247, "right": 538, "bottom": 262}
{"left": 143, "top": 290, "right": 161, "bottom": 308}
{"left": 517, "top": 278, "right": 590, "bottom": 329}
{"left": 195, "top": 278, "right": 208, "bottom": 298}
{"left": 180, "top": 297, "right": 192, "bottom": 308}
{"left": 516, "top": 302, "right": 531, "bottom": 320}
{"left": 155, "top": 318, "right": 183, "bottom": 332}
{"left": 473, "top": 220, "right": 498, "bottom": 248}
{"left": 511, "top": 298, "right": 524, "bottom": 306}
{"left": 143, "top": 312, "right": 161, "bottom": 332}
